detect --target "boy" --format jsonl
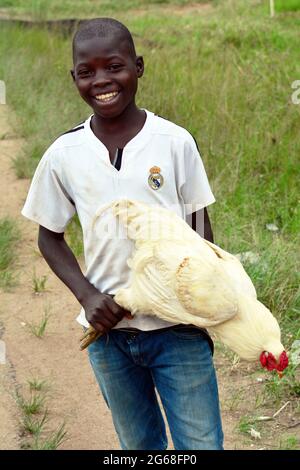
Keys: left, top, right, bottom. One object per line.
{"left": 22, "top": 18, "right": 224, "bottom": 450}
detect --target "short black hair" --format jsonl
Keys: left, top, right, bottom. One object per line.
{"left": 72, "top": 17, "right": 136, "bottom": 62}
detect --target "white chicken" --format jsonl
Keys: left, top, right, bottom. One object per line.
{"left": 81, "top": 199, "right": 288, "bottom": 376}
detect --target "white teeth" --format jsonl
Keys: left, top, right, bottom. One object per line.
{"left": 95, "top": 91, "right": 118, "bottom": 102}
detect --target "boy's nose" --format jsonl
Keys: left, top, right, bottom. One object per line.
{"left": 92, "top": 69, "right": 112, "bottom": 87}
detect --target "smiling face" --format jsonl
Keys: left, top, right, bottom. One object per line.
{"left": 71, "top": 35, "right": 144, "bottom": 120}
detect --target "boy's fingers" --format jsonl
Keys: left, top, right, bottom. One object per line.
{"left": 97, "top": 315, "right": 115, "bottom": 330}
{"left": 92, "top": 322, "right": 105, "bottom": 333}
{"left": 109, "top": 301, "right": 131, "bottom": 318}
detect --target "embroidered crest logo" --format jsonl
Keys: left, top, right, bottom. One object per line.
{"left": 148, "top": 166, "right": 164, "bottom": 190}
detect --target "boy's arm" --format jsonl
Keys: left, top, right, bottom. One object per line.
{"left": 38, "top": 225, "right": 132, "bottom": 333}
{"left": 186, "top": 207, "right": 214, "bottom": 243}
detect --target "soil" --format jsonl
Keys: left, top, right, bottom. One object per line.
{"left": 0, "top": 104, "right": 298, "bottom": 450}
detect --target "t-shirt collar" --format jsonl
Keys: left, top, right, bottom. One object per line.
{"left": 84, "top": 108, "right": 153, "bottom": 153}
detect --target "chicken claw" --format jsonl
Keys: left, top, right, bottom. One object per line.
{"left": 79, "top": 326, "right": 102, "bottom": 350}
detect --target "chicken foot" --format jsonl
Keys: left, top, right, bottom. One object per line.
{"left": 80, "top": 326, "right": 102, "bottom": 350}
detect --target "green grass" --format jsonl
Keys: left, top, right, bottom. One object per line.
{"left": 27, "top": 306, "right": 51, "bottom": 338}
{"left": 22, "top": 410, "right": 67, "bottom": 450}
{"left": 276, "top": 0, "right": 300, "bottom": 13}
{"left": 30, "top": 423, "right": 67, "bottom": 450}
{"left": 32, "top": 269, "right": 47, "bottom": 293}
{"left": 237, "top": 416, "right": 259, "bottom": 435}
{"left": 65, "top": 215, "right": 84, "bottom": 257}
{"left": 28, "top": 378, "right": 48, "bottom": 391}
{"left": 17, "top": 381, "right": 68, "bottom": 450}
{"left": 262, "top": 364, "right": 300, "bottom": 406}
{"left": 0, "top": 217, "right": 20, "bottom": 289}
{"left": 242, "top": 241, "right": 300, "bottom": 346}
{"left": 0, "top": 0, "right": 299, "bottom": 343}
{"left": 22, "top": 410, "right": 48, "bottom": 435}
{"left": 226, "top": 388, "right": 244, "bottom": 411}
{"left": 279, "top": 434, "right": 299, "bottom": 450}
{"left": 0, "top": 0, "right": 215, "bottom": 20}
{"left": 17, "top": 392, "right": 46, "bottom": 416}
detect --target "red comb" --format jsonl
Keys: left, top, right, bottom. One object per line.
{"left": 277, "top": 351, "right": 289, "bottom": 372}
{"left": 260, "top": 351, "right": 289, "bottom": 372}
{"left": 260, "top": 352, "right": 277, "bottom": 370}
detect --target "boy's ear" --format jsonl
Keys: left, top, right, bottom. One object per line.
{"left": 70, "top": 69, "right": 75, "bottom": 81}
{"left": 136, "top": 56, "right": 144, "bottom": 78}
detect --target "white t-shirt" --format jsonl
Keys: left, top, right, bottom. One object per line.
{"left": 22, "top": 109, "right": 215, "bottom": 330}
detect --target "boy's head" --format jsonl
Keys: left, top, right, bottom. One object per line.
{"left": 71, "top": 18, "right": 144, "bottom": 119}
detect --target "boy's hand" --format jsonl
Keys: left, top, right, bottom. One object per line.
{"left": 81, "top": 289, "right": 133, "bottom": 333}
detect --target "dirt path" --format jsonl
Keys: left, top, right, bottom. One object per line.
{"left": 0, "top": 104, "right": 297, "bottom": 450}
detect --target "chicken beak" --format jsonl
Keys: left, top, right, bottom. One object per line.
{"left": 277, "top": 371, "right": 283, "bottom": 379}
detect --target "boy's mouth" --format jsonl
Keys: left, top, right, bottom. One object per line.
{"left": 94, "top": 91, "right": 119, "bottom": 103}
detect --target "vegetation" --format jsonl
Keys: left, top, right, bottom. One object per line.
{"left": 32, "top": 269, "right": 47, "bottom": 293}
{"left": 28, "top": 378, "right": 48, "bottom": 392}
{"left": 0, "top": 217, "right": 20, "bottom": 289}
{"left": 16, "top": 382, "right": 67, "bottom": 450}
{"left": 0, "top": 0, "right": 216, "bottom": 20}
{"left": 27, "top": 305, "right": 51, "bottom": 338}
{"left": 276, "top": 0, "right": 300, "bottom": 13}
{"left": 16, "top": 391, "right": 46, "bottom": 415}
{"left": 279, "top": 434, "right": 299, "bottom": 450}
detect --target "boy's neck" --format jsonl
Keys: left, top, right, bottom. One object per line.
{"left": 91, "top": 102, "right": 145, "bottom": 138}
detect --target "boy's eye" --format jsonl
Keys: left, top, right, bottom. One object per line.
{"left": 78, "top": 70, "right": 92, "bottom": 77}
{"left": 108, "top": 64, "right": 123, "bottom": 71}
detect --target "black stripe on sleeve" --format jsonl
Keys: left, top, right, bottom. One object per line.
{"left": 61, "top": 125, "right": 84, "bottom": 136}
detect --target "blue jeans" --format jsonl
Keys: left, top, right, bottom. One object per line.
{"left": 87, "top": 326, "right": 224, "bottom": 450}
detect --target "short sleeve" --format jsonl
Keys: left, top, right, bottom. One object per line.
{"left": 179, "top": 135, "right": 215, "bottom": 215}
{"left": 21, "top": 148, "right": 76, "bottom": 233}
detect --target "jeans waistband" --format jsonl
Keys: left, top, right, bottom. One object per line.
{"left": 116, "top": 324, "right": 201, "bottom": 332}
{"left": 115, "top": 324, "right": 214, "bottom": 355}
